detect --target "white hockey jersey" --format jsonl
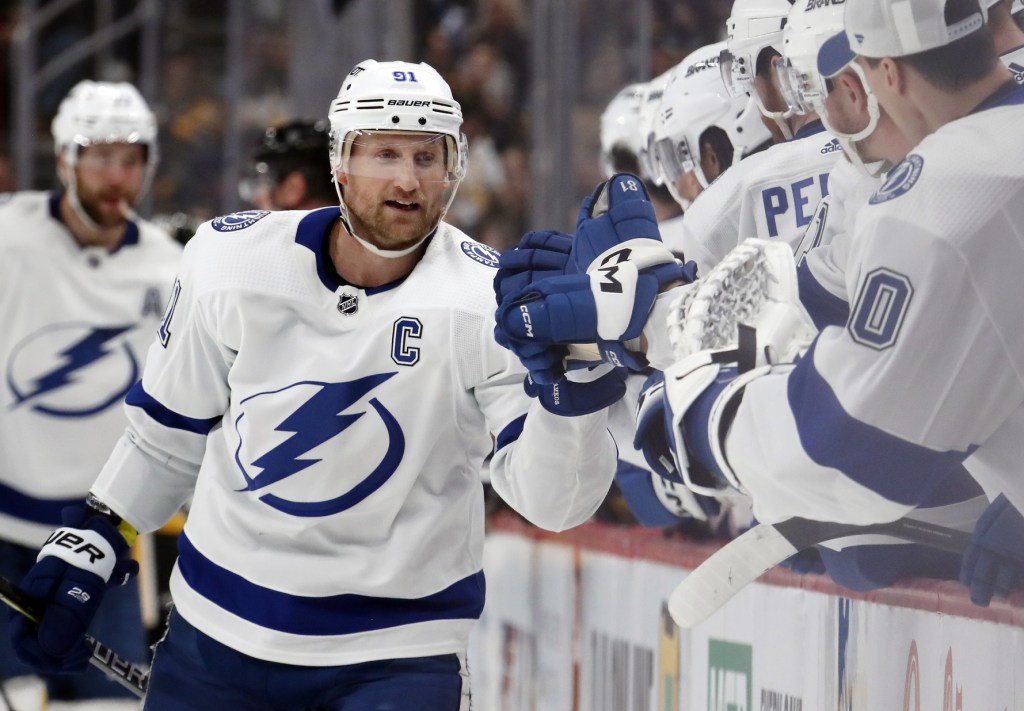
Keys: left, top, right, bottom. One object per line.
{"left": 90, "top": 207, "right": 616, "bottom": 666}
{"left": 721, "top": 82, "right": 1024, "bottom": 524}
{"left": 667, "top": 120, "right": 840, "bottom": 273}
{"left": 0, "top": 191, "right": 181, "bottom": 546}
{"left": 794, "top": 157, "right": 882, "bottom": 329}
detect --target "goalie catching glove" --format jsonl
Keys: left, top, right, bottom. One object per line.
{"left": 495, "top": 173, "right": 696, "bottom": 375}
{"left": 9, "top": 499, "right": 138, "bottom": 674}
{"left": 653, "top": 238, "right": 818, "bottom": 498}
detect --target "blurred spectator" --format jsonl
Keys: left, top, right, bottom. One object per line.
{"left": 240, "top": 118, "right": 335, "bottom": 211}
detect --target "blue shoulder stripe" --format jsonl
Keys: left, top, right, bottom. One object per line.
{"left": 786, "top": 342, "right": 973, "bottom": 505}
{"left": 125, "top": 382, "right": 220, "bottom": 434}
{"left": 797, "top": 261, "right": 850, "bottom": 329}
{"left": 177, "top": 532, "right": 485, "bottom": 635}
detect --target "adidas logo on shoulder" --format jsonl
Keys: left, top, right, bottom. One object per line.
{"left": 821, "top": 138, "right": 842, "bottom": 154}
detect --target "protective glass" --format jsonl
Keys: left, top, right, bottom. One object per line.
{"left": 338, "top": 129, "right": 465, "bottom": 230}
{"left": 718, "top": 48, "right": 752, "bottom": 98}
{"left": 653, "top": 135, "right": 696, "bottom": 186}
{"left": 772, "top": 57, "right": 822, "bottom": 116}
{"left": 76, "top": 145, "right": 148, "bottom": 175}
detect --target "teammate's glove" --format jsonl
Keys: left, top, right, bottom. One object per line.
{"left": 494, "top": 230, "right": 574, "bottom": 306}
{"left": 959, "top": 494, "right": 1024, "bottom": 606}
{"left": 9, "top": 505, "right": 138, "bottom": 674}
{"left": 644, "top": 352, "right": 757, "bottom": 500}
{"left": 493, "top": 230, "right": 575, "bottom": 384}
{"left": 495, "top": 174, "right": 696, "bottom": 375}
{"left": 523, "top": 363, "right": 627, "bottom": 416}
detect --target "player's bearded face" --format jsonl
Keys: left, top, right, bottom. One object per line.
{"left": 73, "top": 143, "right": 146, "bottom": 228}
{"left": 340, "top": 132, "right": 451, "bottom": 251}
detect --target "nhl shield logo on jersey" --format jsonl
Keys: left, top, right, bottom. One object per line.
{"left": 233, "top": 373, "right": 404, "bottom": 517}
{"left": 211, "top": 210, "right": 271, "bottom": 232}
{"left": 6, "top": 324, "right": 140, "bottom": 417}
{"left": 461, "top": 241, "right": 500, "bottom": 267}
{"left": 869, "top": 154, "right": 924, "bottom": 205}
{"left": 337, "top": 292, "right": 359, "bottom": 315}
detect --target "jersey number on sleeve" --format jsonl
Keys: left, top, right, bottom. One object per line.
{"left": 848, "top": 268, "right": 913, "bottom": 350}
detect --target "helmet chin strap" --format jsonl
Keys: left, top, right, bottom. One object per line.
{"left": 332, "top": 180, "right": 432, "bottom": 260}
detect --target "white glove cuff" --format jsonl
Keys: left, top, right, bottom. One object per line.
{"left": 38, "top": 527, "right": 118, "bottom": 582}
{"left": 645, "top": 285, "right": 695, "bottom": 370}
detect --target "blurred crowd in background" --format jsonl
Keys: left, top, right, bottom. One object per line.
{"left": 0, "top": 0, "right": 732, "bottom": 251}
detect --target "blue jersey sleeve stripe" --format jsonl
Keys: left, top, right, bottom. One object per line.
{"left": 797, "top": 261, "right": 850, "bottom": 330}
{"left": 0, "top": 481, "right": 80, "bottom": 525}
{"left": 125, "top": 381, "right": 220, "bottom": 435}
{"left": 177, "top": 532, "right": 486, "bottom": 636}
{"left": 785, "top": 342, "right": 973, "bottom": 505}
{"left": 494, "top": 415, "right": 527, "bottom": 451}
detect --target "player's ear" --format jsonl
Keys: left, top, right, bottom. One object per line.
{"left": 335, "top": 170, "right": 349, "bottom": 187}
{"left": 880, "top": 57, "right": 906, "bottom": 96}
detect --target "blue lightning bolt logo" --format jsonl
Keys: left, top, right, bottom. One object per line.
{"left": 233, "top": 372, "right": 405, "bottom": 517}
{"left": 7, "top": 325, "right": 139, "bottom": 417}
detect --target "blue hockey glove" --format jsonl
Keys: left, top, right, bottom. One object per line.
{"left": 633, "top": 370, "right": 683, "bottom": 484}
{"left": 9, "top": 506, "right": 138, "bottom": 674}
{"left": 493, "top": 230, "right": 575, "bottom": 384}
{"left": 523, "top": 364, "right": 627, "bottom": 416}
{"left": 494, "top": 230, "right": 574, "bottom": 306}
{"left": 959, "top": 494, "right": 1024, "bottom": 606}
{"left": 495, "top": 262, "right": 687, "bottom": 373}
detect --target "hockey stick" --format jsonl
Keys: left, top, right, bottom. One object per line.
{"left": 0, "top": 576, "right": 148, "bottom": 698}
{"left": 667, "top": 516, "right": 972, "bottom": 628}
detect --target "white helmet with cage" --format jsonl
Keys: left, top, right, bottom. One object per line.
{"left": 776, "top": 1, "right": 885, "bottom": 177}
{"left": 599, "top": 82, "right": 646, "bottom": 179}
{"left": 328, "top": 59, "right": 467, "bottom": 258}
{"left": 652, "top": 42, "right": 771, "bottom": 208}
{"left": 51, "top": 79, "right": 158, "bottom": 229}
{"left": 722, "top": 0, "right": 794, "bottom": 139}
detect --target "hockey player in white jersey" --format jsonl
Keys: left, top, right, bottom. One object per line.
{"left": 496, "top": 0, "right": 1024, "bottom": 608}
{"left": 0, "top": 80, "right": 179, "bottom": 708}
{"left": 9, "top": 60, "right": 617, "bottom": 710}
{"left": 651, "top": 41, "right": 772, "bottom": 211}
{"left": 673, "top": 0, "right": 841, "bottom": 273}
{"left": 659, "top": 0, "right": 1024, "bottom": 606}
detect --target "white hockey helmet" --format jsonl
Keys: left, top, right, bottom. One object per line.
{"left": 722, "top": 0, "right": 794, "bottom": 138}
{"left": 652, "top": 41, "right": 771, "bottom": 207}
{"left": 51, "top": 80, "right": 158, "bottom": 227}
{"left": 599, "top": 82, "right": 646, "bottom": 178}
{"left": 327, "top": 59, "right": 468, "bottom": 257}
{"left": 636, "top": 70, "right": 673, "bottom": 185}
{"left": 778, "top": 1, "right": 884, "bottom": 176}
{"left": 1015, "top": 0, "right": 1023, "bottom": 15}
